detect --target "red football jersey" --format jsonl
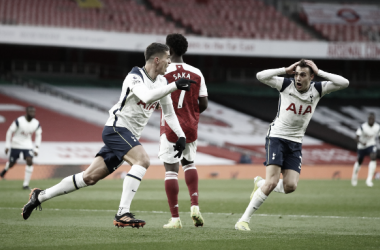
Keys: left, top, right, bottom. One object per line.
{"left": 161, "top": 63, "right": 208, "bottom": 143}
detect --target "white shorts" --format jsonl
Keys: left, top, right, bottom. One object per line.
{"left": 158, "top": 134, "right": 197, "bottom": 164}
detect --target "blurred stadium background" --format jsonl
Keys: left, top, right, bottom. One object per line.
{"left": 0, "top": 0, "right": 379, "bottom": 181}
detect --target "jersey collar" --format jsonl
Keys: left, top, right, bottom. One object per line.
{"left": 142, "top": 67, "right": 156, "bottom": 83}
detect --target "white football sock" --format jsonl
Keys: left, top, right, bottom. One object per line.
{"left": 118, "top": 165, "right": 147, "bottom": 215}
{"left": 165, "top": 171, "right": 178, "bottom": 180}
{"left": 239, "top": 187, "right": 267, "bottom": 223}
{"left": 23, "top": 165, "right": 33, "bottom": 186}
{"left": 4, "top": 162, "right": 10, "bottom": 171}
{"left": 352, "top": 162, "right": 360, "bottom": 179}
{"left": 367, "top": 161, "right": 376, "bottom": 182}
{"left": 257, "top": 179, "right": 265, "bottom": 189}
{"left": 273, "top": 179, "right": 285, "bottom": 193}
{"left": 182, "top": 163, "right": 196, "bottom": 172}
{"left": 38, "top": 172, "right": 87, "bottom": 203}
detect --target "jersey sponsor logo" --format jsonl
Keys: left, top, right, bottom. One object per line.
{"left": 286, "top": 103, "right": 312, "bottom": 115}
{"left": 137, "top": 100, "right": 159, "bottom": 110}
{"left": 173, "top": 72, "right": 191, "bottom": 80}
{"left": 21, "top": 131, "right": 34, "bottom": 137}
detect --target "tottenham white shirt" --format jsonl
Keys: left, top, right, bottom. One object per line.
{"left": 257, "top": 67, "right": 349, "bottom": 143}
{"left": 6, "top": 116, "right": 42, "bottom": 149}
{"left": 105, "top": 66, "right": 185, "bottom": 140}
{"left": 356, "top": 122, "right": 380, "bottom": 149}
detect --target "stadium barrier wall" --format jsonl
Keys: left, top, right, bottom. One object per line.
{"left": 0, "top": 164, "right": 377, "bottom": 180}
{"left": 1, "top": 25, "right": 380, "bottom": 59}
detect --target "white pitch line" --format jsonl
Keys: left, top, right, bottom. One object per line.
{"left": 1, "top": 207, "right": 380, "bottom": 220}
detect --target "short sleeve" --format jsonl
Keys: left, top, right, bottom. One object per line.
{"left": 199, "top": 73, "right": 208, "bottom": 97}
{"left": 126, "top": 74, "right": 144, "bottom": 91}
{"left": 279, "top": 78, "right": 293, "bottom": 92}
{"left": 356, "top": 126, "right": 362, "bottom": 136}
{"left": 36, "top": 124, "right": 42, "bottom": 133}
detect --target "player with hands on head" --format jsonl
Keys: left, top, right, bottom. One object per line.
{"left": 159, "top": 33, "right": 208, "bottom": 229}
{"left": 351, "top": 113, "right": 379, "bottom": 187}
{"left": 21, "top": 43, "right": 192, "bottom": 229}
{"left": 235, "top": 59, "right": 349, "bottom": 231}
{"left": 0, "top": 106, "right": 42, "bottom": 190}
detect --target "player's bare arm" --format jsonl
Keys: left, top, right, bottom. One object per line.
{"left": 198, "top": 97, "right": 208, "bottom": 114}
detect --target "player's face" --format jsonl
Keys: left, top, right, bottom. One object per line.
{"left": 26, "top": 108, "right": 35, "bottom": 119}
{"left": 157, "top": 50, "right": 171, "bottom": 75}
{"left": 368, "top": 115, "right": 375, "bottom": 126}
{"left": 294, "top": 66, "right": 313, "bottom": 93}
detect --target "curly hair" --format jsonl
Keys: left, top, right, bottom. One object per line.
{"left": 166, "top": 33, "right": 188, "bottom": 56}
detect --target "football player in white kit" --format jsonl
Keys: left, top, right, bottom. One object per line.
{"left": 235, "top": 59, "right": 349, "bottom": 231}
{"left": 21, "top": 43, "right": 195, "bottom": 228}
{"left": 351, "top": 113, "right": 379, "bottom": 187}
{"left": 0, "top": 106, "right": 42, "bottom": 190}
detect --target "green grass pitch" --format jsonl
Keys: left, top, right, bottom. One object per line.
{"left": 1, "top": 178, "right": 379, "bottom": 250}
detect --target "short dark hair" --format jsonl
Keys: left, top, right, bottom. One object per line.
{"left": 298, "top": 59, "right": 314, "bottom": 75}
{"left": 166, "top": 33, "right": 188, "bottom": 56}
{"left": 26, "top": 106, "right": 34, "bottom": 111}
{"left": 144, "top": 43, "right": 169, "bottom": 62}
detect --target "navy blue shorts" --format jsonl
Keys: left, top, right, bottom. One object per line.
{"left": 357, "top": 146, "right": 377, "bottom": 162}
{"left": 96, "top": 126, "right": 141, "bottom": 173}
{"left": 263, "top": 137, "right": 302, "bottom": 173}
{"left": 9, "top": 148, "right": 33, "bottom": 163}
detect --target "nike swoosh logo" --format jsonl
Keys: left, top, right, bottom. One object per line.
{"left": 183, "top": 84, "right": 188, "bottom": 87}
{"left": 132, "top": 190, "right": 136, "bottom": 192}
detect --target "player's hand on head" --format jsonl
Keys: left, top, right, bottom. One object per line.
{"left": 173, "top": 137, "right": 186, "bottom": 158}
{"left": 305, "top": 60, "right": 319, "bottom": 75}
{"left": 175, "top": 78, "right": 196, "bottom": 91}
{"left": 285, "top": 61, "right": 300, "bottom": 75}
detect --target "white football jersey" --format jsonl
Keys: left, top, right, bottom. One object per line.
{"left": 258, "top": 68, "right": 349, "bottom": 143}
{"left": 356, "top": 122, "right": 380, "bottom": 149}
{"left": 267, "top": 78, "right": 324, "bottom": 143}
{"left": 105, "top": 67, "right": 169, "bottom": 139}
{"left": 6, "top": 116, "right": 42, "bottom": 149}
